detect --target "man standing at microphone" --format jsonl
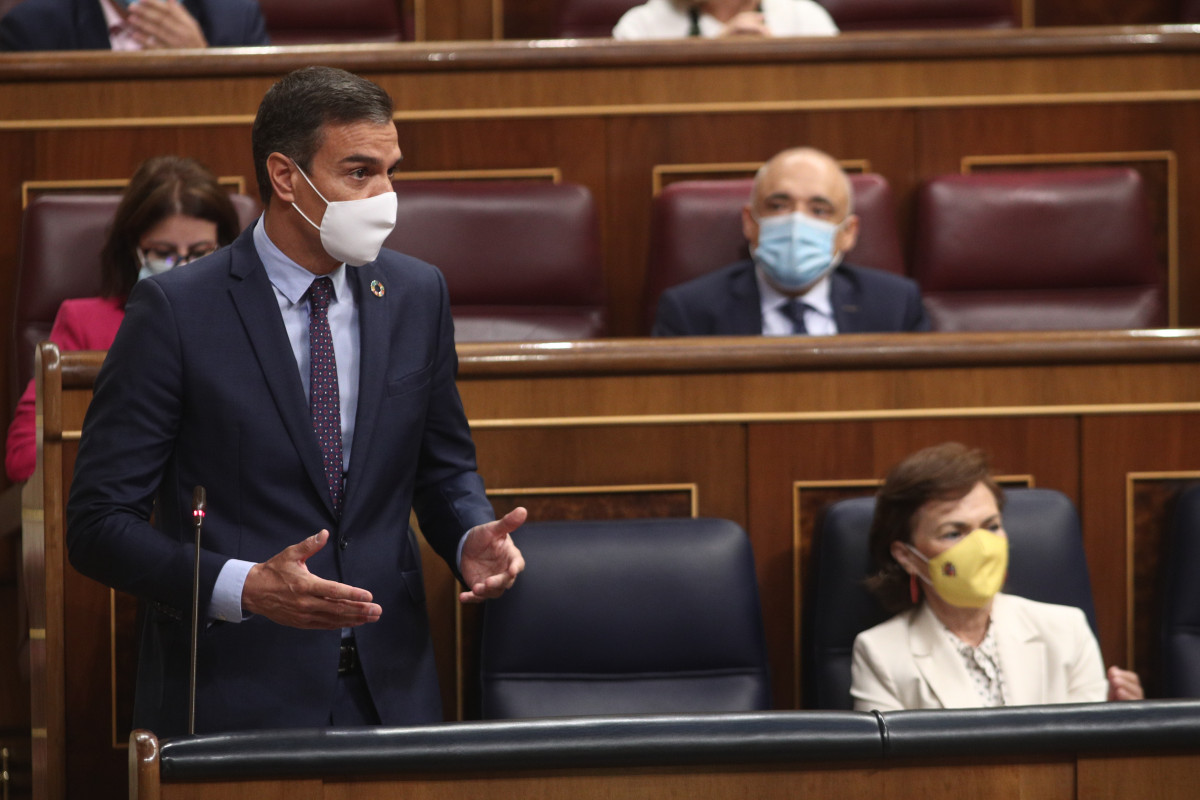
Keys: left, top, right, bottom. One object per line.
{"left": 67, "top": 66, "right": 526, "bottom": 734}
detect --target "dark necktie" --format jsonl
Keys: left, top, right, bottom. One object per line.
{"left": 779, "top": 298, "right": 808, "bottom": 335}
{"left": 308, "top": 277, "right": 344, "bottom": 513}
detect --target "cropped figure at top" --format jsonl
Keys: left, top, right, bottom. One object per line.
{"left": 0, "top": 0, "right": 269, "bottom": 51}
{"left": 4, "top": 155, "right": 241, "bottom": 483}
{"left": 614, "top": 0, "right": 838, "bottom": 40}
{"left": 850, "top": 442, "right": 1143, "bottom": 711}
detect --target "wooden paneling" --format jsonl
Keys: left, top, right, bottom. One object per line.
{"left": 419, "top": 0, "right": 496, "bottom": 42}
{"left": 25, "top": 334, "right": 1200, "bottom": 798}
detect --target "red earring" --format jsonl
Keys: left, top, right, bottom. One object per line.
{"left": 910, "top": 573, "right": 920, "bottom": 604}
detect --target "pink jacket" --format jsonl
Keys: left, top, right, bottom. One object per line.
{"left": 5, "top": 296, "right": 124, "bottom": 482}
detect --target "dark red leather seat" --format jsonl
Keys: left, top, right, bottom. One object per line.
{"left": 642, "top": 173, "right": 904, "bottom": 333}
{"left": 387, "top": 180, "right": 607, "bottom": 342}
{"left": 817, "top": 0, "right": 1016, "bottom": 30}
{"left": 255, "top": 0, "right": 406, "bottom": 44}
{"left": 554, "top": 0, "right": 641, "bottom": 37}
{"left": 912, "top": 168, "right": 1165, "bottom": 331}
{"left": 10, "top": 193, "right": 259, "bottom": 405}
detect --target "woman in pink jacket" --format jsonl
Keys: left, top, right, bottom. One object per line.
{"left": 5, "top": 156, "right": 241, "bottom": 482}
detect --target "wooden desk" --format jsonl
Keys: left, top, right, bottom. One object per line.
{"left": 127, "top": 703, "right": 1200, "bottom": 800}
{"left": 2, "top": 26, "right": 1200, "bottom": 428}
{"left": 26, "top": 331, "right": 1200, "bottom": 799}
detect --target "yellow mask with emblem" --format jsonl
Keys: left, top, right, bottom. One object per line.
{"left": 906, "top": 529, "right": 1008, "bottom": 609}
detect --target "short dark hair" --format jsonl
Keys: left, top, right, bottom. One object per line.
{"left": 864, "top": 442, "right": 1004, "bottom": 613}
{"left": 99, "top": 156, "right": 241, "bottom": 299}
{"left": 251, "top": 66, "right": 395, "bottom": 205}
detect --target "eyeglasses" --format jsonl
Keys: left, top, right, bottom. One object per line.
{"left": 137, "top": 245, "right": 218, "bottom": 270}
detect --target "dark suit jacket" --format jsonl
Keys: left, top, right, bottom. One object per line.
{"left": 0, "top": 0, "right": 269, "bottom": 50}
{"left": 66, "top": 227, "right": 495, "bottom": 735}
{"left": 652, "top": 259, "right": 931, "bottom": 336}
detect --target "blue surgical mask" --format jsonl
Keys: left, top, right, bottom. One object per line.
{"left": 752, "top": 211, "right": 844, "bottom": 292}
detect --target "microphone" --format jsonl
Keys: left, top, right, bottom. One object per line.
{"left": 189, "top": 486, "right": 206, "bottom": 735}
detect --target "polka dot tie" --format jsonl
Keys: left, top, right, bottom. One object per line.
{"left": 308, "top": 277, "right": 344, "bottom": 514}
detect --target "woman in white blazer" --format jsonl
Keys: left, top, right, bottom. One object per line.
{"left": 850, "top": 443, "right": 1143, "bottom": 712}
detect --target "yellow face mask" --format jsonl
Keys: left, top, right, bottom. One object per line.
{"left": 907, "top": 529, "right": 1008, "bottom": 609}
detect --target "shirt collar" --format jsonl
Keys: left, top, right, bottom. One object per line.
{"left": 252, "top": 216, "right": 348, "bottom": 306}
{"left": 755, "top": 265, "right": 834, "bottom": 319}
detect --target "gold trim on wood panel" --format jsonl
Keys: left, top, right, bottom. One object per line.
{"left": 29, "top": 629, "right": 46, "bottom": 640}
{"left": 961, "top": 151, "right": 1180, "bottom": 327}
{"left": 467, "top": 401, "right": 1200, "bottom": 430}
{"left": 22, "top": 509, "right": 43, "bottom": 523}
{"left": 0, "top": 114, "right": 256, "bottom": 132}
{"left": 486, "top": 482, "right": 699, "bottom": 517}
{"left": 396, "top": 168, "right": 561, "bottom": 183}
{"left": 21, "top": 176, "right": 247, "bottom": 209}
{"left": 651, "top": 160, "right": 871, "bottom": 196}
{"left": 7, "top": 89, "right": 1200, "bottom": 134}
{"left": 30, "top": 730, "right": 46, "bottom": 740}
{"left": 1124, "top": 470, "right": 1200, "bottom": 672}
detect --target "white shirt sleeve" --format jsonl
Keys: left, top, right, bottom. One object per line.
{"left": 210, "top": 558, "right": 255, "bottom": 622}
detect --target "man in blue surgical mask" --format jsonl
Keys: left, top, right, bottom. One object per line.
{"left": 652, "top": 147, "right": 930, "bottom": 336}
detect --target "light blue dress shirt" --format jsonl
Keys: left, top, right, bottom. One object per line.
{"left": 208, "top": 217, "right": 361, "bottom": 622}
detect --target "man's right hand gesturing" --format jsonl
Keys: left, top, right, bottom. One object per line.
{"left": 242, "top": 530, "right": 382, "bottom": 629}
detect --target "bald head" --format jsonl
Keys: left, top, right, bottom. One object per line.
{"left": 742, "top": 147, "right": 859, "bottom": 272}
{"left": 750, "top": 147, "right": 854, "bottom": 217}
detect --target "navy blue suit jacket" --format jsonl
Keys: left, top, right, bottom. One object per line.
{"left": 652, "top": 260, "right": 930, "bottom": 336}
{"left": 0, "top": 0, "right": 269, "bottom": 50}
{"left": 66, "top": 227, "right": 495, "bottom": 735}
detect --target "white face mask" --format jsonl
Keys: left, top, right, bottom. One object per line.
{"left": 290, "top": 159, "right": 397, "bottom": 267}
{"left": 136, "top": 249, "right": 174, "bottom": 283}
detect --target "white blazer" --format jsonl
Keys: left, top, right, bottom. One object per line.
{"left": 850, "top": 593, "right": 1108, "bottom": 712}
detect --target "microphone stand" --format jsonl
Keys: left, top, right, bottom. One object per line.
{"left": 189, "top": 486, "right": 206, "bottom": 735}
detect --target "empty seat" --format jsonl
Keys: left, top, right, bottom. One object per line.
{"left": 805, "top": 488, "right": 1098, "bottom": 709}
{"left": 479, "top": 517, "right": 771, "bottom": 718}
{"left": 1162, "top": 484, "right": 1200, "bottom": 697}
{"left": 387, "top": 180, "right": 607, "bottom": 342}
{"left": 642, "top": 173, "right": 904, "bottom": 332}
{"left": 554, "top": 0, "right": 642, "bottom": 37}
{"left": 255, "top": 0, "right": 406, "bottom": 44}
{"left": 10, "top": 192, "right": 259, "bottom": 404}
{"left": 912, "top": 167, "right": 1165, "bottom": 331}
{"left": 818, "top": 0, "right": 1016, "bottom": 30}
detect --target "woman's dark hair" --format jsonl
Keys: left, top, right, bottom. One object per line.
{"left": 864, "top": 442, "right": 1004, "bottom": 613}
{"left": 251, "top": 66, "right": 394, "bottom": 206}
{"left": 99, "top": 156, "right": 241, "bottom": 299}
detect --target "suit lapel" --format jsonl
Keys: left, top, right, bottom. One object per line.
{"left": 991, "top": 594, "right": 1047, "bottom": 706}
{"left": 340, "top": 266, "right": 390, "bottom": 521}
{"left": 76, "top": 0, "right": 113, "bottom": 48}
{"left": 909, "top": 603, "right": 984, "bottom": 709}
{"left": 728, "top": 262, "right": 766, "bottom": 335}
{"left": 830, "top": 268, "right": 864, "bottom": 333}
{"left": 226, "top": 231, "right": 334, "bottom": 517}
